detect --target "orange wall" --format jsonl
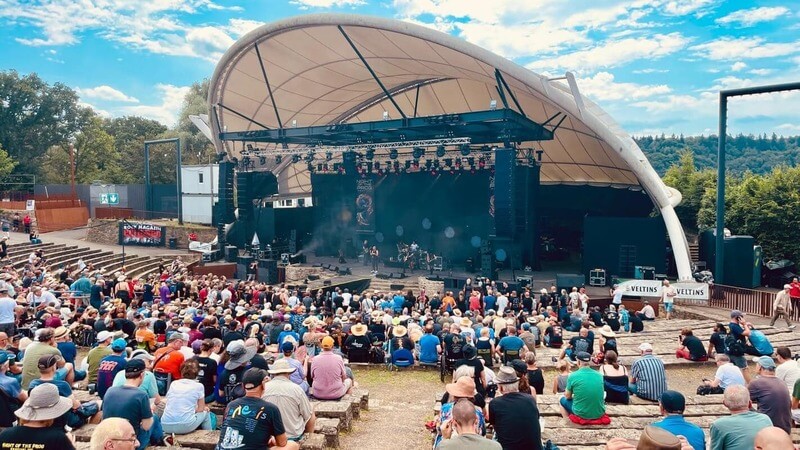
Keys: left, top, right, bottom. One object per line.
{"left": 36, "top": 207, "right": 89, "bottom": 232}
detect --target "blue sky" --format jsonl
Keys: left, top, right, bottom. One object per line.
{"left": 0, "top": 0, "right": 798, "bottom": 136}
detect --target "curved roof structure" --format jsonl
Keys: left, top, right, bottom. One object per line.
{"left": 208, "top": 14, "right": 692, "bottom": 280}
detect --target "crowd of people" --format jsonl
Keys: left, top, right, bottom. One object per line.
{"left": 0, "top": 240, "right": 798, "bottom": 450}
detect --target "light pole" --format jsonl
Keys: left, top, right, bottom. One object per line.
{"left": 144, "top": 138, "right": 183, "bottom": 224}
{"left": 715, "top": 81, "right": 800, "bottom": 284}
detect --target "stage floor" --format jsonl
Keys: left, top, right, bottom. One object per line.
{"left": 296, "top": 255, "right": 612, "bottom": 297}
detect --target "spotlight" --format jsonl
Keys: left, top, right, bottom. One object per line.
{"left": 259, "top": 156, "right": 266, "bottom": 165}
{"left": 382, "top": 111, "right": 390, "bottom": 120}
{"left": 489, "top": 99, "right": 497, "bottom": 110}
{"left": 366, "top": 148, "right": 375, "bottom": 160}
{"left": 292, "top": 154, "right": 301, "bottom": 163}
{"left": 436, "top": 145, "right": 446, "bottom": 157}
{"left": 425, "top": 159, "right": 432, "bottom": 170}
{"left": 304, "top": 151, "right": 315, "bottom": 163}
{"left": 460, "top": 144, "right": 471, "bottom": 156}
{"left": 325, "top": 151, "right": 333, "bottom": 161}
{"left": 412, "top": 147, "right": 425, "bottom": 160}
{"left": 275, "top": 155, "right": 283, "bottom": 164}
{"left": 389, "top": 148, "right": 398, "bottom": 160}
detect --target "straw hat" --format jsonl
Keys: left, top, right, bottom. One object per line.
{"left": 599, "top": 325, "right": 616, "bottom": 338}
{"left": 392, "top": 325, "right": 408, "bottom": 337}
{"left": 445, "top": 376, "right": 476, "bottom": 398}
{"left": 351, "top": 324, "right": 368, "bottom": 337}
{"left": 15, "top": 383, "right": 73, "bottom": 421}
{"left": 53, "top": 326, "right": 69, "bottom": 340}
{"left": 459, "top": 317, "right": 472, "bottom": 328}
{"left": 302, "top": 316, "right": 318, "bottom": 328}
{"left": 409, "top": 328, "right": 423, "bottom": 342}
{"left": 267, "top": 359, "right": 297, "bottom": 375}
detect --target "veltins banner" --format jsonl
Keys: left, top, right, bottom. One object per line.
{"left": 617, "top": 279, "right": 709, "bottom": 301}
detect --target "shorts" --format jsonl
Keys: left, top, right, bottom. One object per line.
{"left": 559, "top": 396, "right": 574, "bottom": 414}
{"left": 55, "top": 367, "right": 69, "bottom": 381}
{"left": 729, "top": 355, "right": 747, "bottom": 369}
{"left": 664, "top": 303, "right": 674, "bottom": 312}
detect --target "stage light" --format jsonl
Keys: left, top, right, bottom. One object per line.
{"left": 382, "top": 111, "right": 390, "bottom": 121}
{"left": 325, "top": 151, "right": 333, "bottom": 161}
{"left": 436, "top": 145, "right": 446, "bottom": 157}
{"left": 490, "top": 99, "right": 497, "bottom": 110}
{"left": 412, "top": 147, "right": 425, "bottom": 160}
{"left": 259, "top": 156, "right": 266, "bottom": 165}
{"left": 275, "top": 155, "right": 283, "bottom": 164}
{"left": 366, "top": 148, "right": 375, "bottom": 160}
{"left": 389, "top": 148, "right": 398, "bottom": 160}
{"left": 460, "top": 144, "right": 471, "bottom": 156}
{"left": 304, "top": 151, "right": 315, "bottom": 163}
{"left": 425, "top": 159, "right": 432, "bottom": 170}
{"left": 292, "top": 120, "right": 297, "bottom": 128}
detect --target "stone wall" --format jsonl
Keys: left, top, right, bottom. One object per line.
{"left": 419, "top": 276, "right": 444, "bottom": 296}
{"left": 285, "top": 265, "right": 326, "bottom": 283}
{"left": 86, "top": 219, "right": 217, "bottom": 248}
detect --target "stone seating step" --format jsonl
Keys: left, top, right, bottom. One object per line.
{"left": 311, "top": 398, "right": 354, "bottom": 431}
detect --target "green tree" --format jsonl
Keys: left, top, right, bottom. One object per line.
{"left": 174, "top": 78, "right": 215, "bottom": 166}
{"left": 0, "top": 70, "right": 87, "bottom": 176}
{"left": 662, "top": 150, "right": 716, "bottom": 231}
{"left": 39, "top": 115, "right": 125, "bottom": 184}
{"left": 0, "top": 143, "right": 18, "bottom": 178}
{"left": 102, "top": 116, "right": 168, "bottom": 183}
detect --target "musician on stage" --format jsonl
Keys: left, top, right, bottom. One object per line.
{"left": 370, "top": 246, "right": 380, "bottom": 273}
{"left": 362, "top": 240, "right": 370, "bottom": 266}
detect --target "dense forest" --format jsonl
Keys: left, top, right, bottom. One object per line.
{"left": 635, "top": 134, "right": 800, "bottom": 175}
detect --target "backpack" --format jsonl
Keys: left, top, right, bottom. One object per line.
{"left": 369, "top": 344, "right": 385, "bottom": 364}
{"left": 723, "top": 333, "right": 745, "bottom": 356}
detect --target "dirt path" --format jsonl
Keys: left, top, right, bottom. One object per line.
{"left": 340, "top": 367, "right": 442, "bottom": 450}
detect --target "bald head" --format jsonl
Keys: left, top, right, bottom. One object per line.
{"left": 452, "top": 399, "right": 477, "bottom": 428}
{"left": 754, "top": 426, "right": 792, "bottom": 450}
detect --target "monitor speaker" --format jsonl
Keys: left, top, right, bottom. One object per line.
{"left": 225, "top": 245, "right": 238, "bottom": 263}
{"left": 257, "top": 259, "right": 278, "bottom": 284}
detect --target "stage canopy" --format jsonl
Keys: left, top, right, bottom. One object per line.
{"left": 208, "top": 14, "right": 693, "bottom": 280}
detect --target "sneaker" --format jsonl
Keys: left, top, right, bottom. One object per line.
{"left": 164, "top": 434, "right": 175, "bottom": 446}
{"left": 790, "top": 325, "right": 796, "bottom": 330}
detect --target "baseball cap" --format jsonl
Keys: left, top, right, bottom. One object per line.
{"left": 753, "top": 356, "right": 776, "bottom": 370}
{"left": 191, "top": 340, "right": 203, "bottom": 354}
{"left": 638, "top": 342, "right": 653, "bottom": 352}
{"left": 730, "top": 310, "right": 744, "bottom": 319}
{"left": 0, "top": 351, "right": 11, "bottom": 365}
{"left": 321, "top": 336, "right": 334, "bottom": 350}
{"left": 96, "top": 330, "right": 113, "bottom": 343}
{"left": 575, "top": 351, "right": 592, "bottom": 362}
{"left": 130, "top": 349, "right": 154, "bottom": 361}
{"left": 111, "top": 338, "right": 127, "bottom": 352}
{"left": 659, "top": 390, "right": 686, "bottom": 413}
{"left": 125, "top": 359, "right": 146, "bottom": 376}
{"left": 37, "top": 354, "right": 59, "bottom": 370}
{"left": 241, "top": 368, "right": 268, "bottom": 390}
{"left": 168, "top": 332, "right": 188, "bottom": 343}
{"left": 280, "top": 341, "right": 294, "bottom": 353}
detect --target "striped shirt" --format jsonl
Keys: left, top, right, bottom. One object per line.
{"left": 631, "top": 354, "right": 667, "bottom": 401}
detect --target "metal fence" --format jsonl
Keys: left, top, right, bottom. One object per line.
{"left": 706, "top": 284, "right": 787, "bottom": 320}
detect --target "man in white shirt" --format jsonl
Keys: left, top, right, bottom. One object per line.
{"left": 701, "top": 354, "right": 745, "bottom": 394}
{"left": 775, "top": 347, "right": 800, "bottom": 393}
{"left": 611, "top": 284, "right": 624, "bottom": 306}
{"left": 496, "top": 293, "right": 508, "bottom": 316}
{"left": 27, "top": 286, "right": 59, "bottom": 309}
{"left": 340, "top": 289, "right": 352, "bottom": 309}
{"left": 661, "top": 280, "right": 676, "bottom": 320}
{"left": 0, "top": 287, "right": 16, "bottom": 335}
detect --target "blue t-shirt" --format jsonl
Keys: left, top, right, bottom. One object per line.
{"left": 96, "top": 354, "right": 127, "bottom": 398}
{"left": 748, "top": 329, "right": 773, "bottom": 356}
{"left": 419, "top": 334, "right": 440, "bottom": 363}
{"left": 57, "top": 342, "right": 77, "bottom": 365}
{"left": 483, "top": 295, "right": 496, "bottom": 311}
{"left": 392, "top": 295, "right": 404, "bottom": 312}
{"left": 498, "top": 336, "right": 525, "bottom": 353}
{"left": 0, "top": 373, "right": 21, "bottom": 399}
{"left": 652, "top": 415, "right": 705, "bottom": 450}
{"left": 28, "top": 378, "right": 72, "bottom": 397}
{"left": 103, "top": 385, "right": 153, "bottom": 436}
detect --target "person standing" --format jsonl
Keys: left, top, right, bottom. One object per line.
{"left": 748, "top": 356, "right": 793, "bottom": 434}
{"left": 771, "top": 285, "right": 795, "bottom": 329}
{"left": 217, "top": 368, "right": 299, "bottom": 450}
{"left": 488, "top": 366, "right": 542, "bottom": 450}
{"left": 0, "top": 286, "right": 15, "bottom": 336}
{"left": 660, "top": 280, "right": 676, "bottom": 320}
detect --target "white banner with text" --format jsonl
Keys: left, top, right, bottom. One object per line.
{"left": 618, "top": 279, "right": 709, "bottom": 301}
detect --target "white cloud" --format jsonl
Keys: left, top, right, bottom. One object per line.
{"left": 749, "top": 68, "right": 773, "bottom": 76}
{"left": 730, "top": 61, "right": 747, "bottom": 72}
{"left": 227, "top": 19, "right": 264, "bottom": 38}
{"left": 776, "top": 123, "right": 800, "bottom": 134}
{"left": 528, "top": 33, "right": 690, "bottom": 72}
{"left": 78, "top": 101, "right": 112, "bottom": 118}
{"left": 633, "top": 68, "right": 669, "bottom": 74}
{"left": 716, "top": 6, "right": 789, "bottom": 27}
{"left": 576, "top": 72, "right": 671, "bottom": 102}
{"left": 691, "top": 37, "right": 800, "bottom": 60}
{"left": 121, "top": 84, "right": 191, "bottom": 127}
{"left": 660, "top": 0, "right": 716, "bottom": 16}
{"left": 78, "top": 85, "right": 139, "bottom": 103}
{"left": 290, "top": 0, "right": 365, "bottom": 7}
{"left": 457, "top": 22, "right": 588, "bottom": 59}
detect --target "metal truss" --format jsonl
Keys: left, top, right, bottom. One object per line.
{"left": 239, "top": 137, "right": 473, "bottom": 157}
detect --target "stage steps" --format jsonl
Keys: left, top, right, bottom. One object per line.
{"left": 369, "top": 275, "right": 422, "bottom": 294}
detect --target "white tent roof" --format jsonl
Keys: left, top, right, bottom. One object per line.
{"left": 208, "top": 14, "right": 692, "bottom": 280}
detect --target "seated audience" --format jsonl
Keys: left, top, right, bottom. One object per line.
{"left": 710, "top": 385, "right": 772, "bottom": 450}
{"left": 675, "top": 327, "right": 708, "bottom": 361}
{"left": 651, "top": 390, "right": 705, "bottom": 450}
{"left": 707, "top": 323, "right": 727, "bottom": 358}
{"left": 524, "top": 353, "right": 544, "bottom": 395}
{"left": 434, "top": 375, "right": 485, "bottom": 448}
{"left": 310, "top": 336, "right": 352, "bottom": 400}
{"left": 600, "top": 350, "right": 629, "bottom": 405}
{"left": 89, "top": 417, "right": 138, "bottom": 450}
{"left": 438, "top": 398, "right": 500, "bottom": 450}
{"left": 96, "top": 338, "right": 128, "bottom": 398}
{"left": 489, "top": 366, "right": 542, "bottom": 450}
{"left": 552, "top": 359, "right": 570, "bottom": 394}
{"left": 161, "top": 359, "right": 214, "bottom": 435}
{"left": 263, "top": 359, "right": 316, "bottom": 442}
{"left": 629, "top": 343, "right": 667, "bottom": 401}
{"left": 698, "top": 354, "right": 745, "bottom": 395}
{"left": 754, "top": 426, "right": 794, "bottom": 450}
{"left": 748, "top": 356, "right": 792, "bottom": 434}
{"left": 559, "top": 351, "right": 605, "bottom": 420}
{"left": 29, "top": 354, "right": 101, "bottom": 429}
{"left": 0, "top": 383, "right": 75, "bottom": 450}
{"left": 344, "top": 323, "right": 371, "bottom": 363}
{"left": 102, "top": 359, "right": 163, "bottom": 450}
{"left": 0, "top": 350, "right": 27, "bottom": 427}
{"left": 638, "top": 301, "right": 655, "bottom": 320}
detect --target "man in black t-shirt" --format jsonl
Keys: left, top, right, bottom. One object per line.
{"left": 0, "top": 383, "right": 75, "bottom": 450}
{"left": 488, "top": 366, "right": 542, "bottom": 450}
{"left": 544, "top": 318, "right": 563, "bottom": 348}
{"left": 676, "top": 328, "right": 708, "bottom": 361}
{"left": 630, "top": 312, "right": 644, "bottom": 333}
{"left": 561, "top": 328, "right": 592, "bottom": 361}
{"left": 217, "top": 368, "right": 298, "bottom": 450}
{"left": 442, "top": 324, "right": 465, "bottom": 361}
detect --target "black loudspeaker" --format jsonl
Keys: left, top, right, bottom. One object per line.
{"left": 250, "top": 172, "right": 278, "bottom": 197}
{"left": 218, "top": 162, "right": 236, "bottom": 224}
{"left": 390, "top": 283, "right": 405, "bottom": 290}
{"left": 289, "top": 229, "right": 297, "bottom": 254}
{"left": 376, "top": 272, "right": 391, "bottom": 279}
{"left": 465, "top": 258, "right": 474, "bottom": 272}
{"left": 237, "top": 255, "right": 254, "bottom": 279}
{"left": 217, "top": 222, "right": 227, "bottom": 247}
{"left": 307, "top": 274, "right": 320, "bottom": 281}
{"left": 493, "top": 148, "right": 515, "bottom": 238}
{"left": 225, "top": 245, "right": 239, "bottom": 263}
{"left": 258, "top": 259, "right": 278, "bottom": 284}
{"left": 237, "top": 172, "right": 254, "bottom": 222}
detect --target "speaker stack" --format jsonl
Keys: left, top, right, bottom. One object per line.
{"left": 258, "top": 259, "right": 279, "bottom": 284}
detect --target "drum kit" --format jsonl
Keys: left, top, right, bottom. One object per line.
{"left": 397, "top": 242, "right": 442, "bottom": 271}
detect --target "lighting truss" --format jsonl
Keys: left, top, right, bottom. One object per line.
{"left": 238, "top": 137, "right": 472, "bottom": 157}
